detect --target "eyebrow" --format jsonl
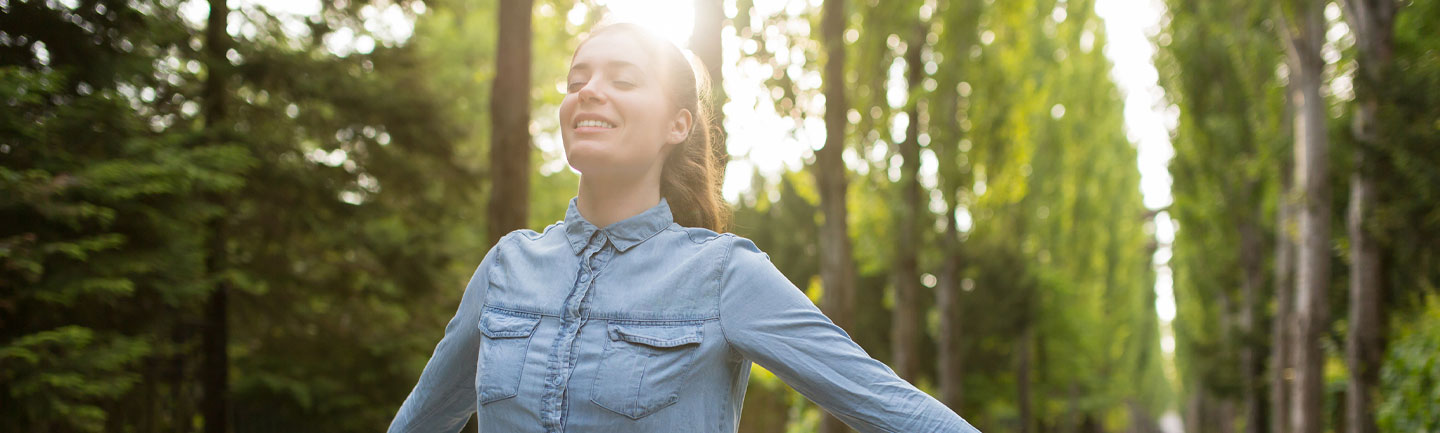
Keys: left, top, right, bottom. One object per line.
{"left": 568, "top": 60, "right": 645, "bottom": 76}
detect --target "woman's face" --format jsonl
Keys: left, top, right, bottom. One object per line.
{"left": 559, "top": 31, "right": 691, "bottom": 179}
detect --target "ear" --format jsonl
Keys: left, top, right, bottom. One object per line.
{"left": 665, "top": 108, "right": 694, "bottom": 145}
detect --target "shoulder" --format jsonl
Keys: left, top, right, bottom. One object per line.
{"left": 480, "top": 222, "right": 568, "bottom": 265}
{"left": 507, "top": 220, "right": 566, "bottom": 244}
{"left": 658, "top": 225, "right": 770, "bottom": 261}
{"left": 500, "top": 221, "right": 570, "bottom": 251}
{"left": 724, "top": 233, "right": 769, "bottom": 263}
{"left": 703, "top": 232, "right": 772, "bottom": 277}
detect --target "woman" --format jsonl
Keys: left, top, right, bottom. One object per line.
{"left": 388, "top": 23, "right": 981, "bottom": 433}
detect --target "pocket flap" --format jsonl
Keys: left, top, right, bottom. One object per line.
{"left": 607, "top": 323, "right": 703, "bottom": 348}
{"left": 478, "top": 309, "right": 540, "bottom": 338}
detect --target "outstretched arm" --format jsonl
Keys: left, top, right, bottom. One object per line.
{"left": 388, "top": 236, "right": 505, "bottom": 433}
{"left": 719, "top": 236, "right": 981, "bottom": 433}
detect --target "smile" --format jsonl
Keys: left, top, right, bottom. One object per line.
{"left": 576, "top": 120, "right": 616, "bottom": 129}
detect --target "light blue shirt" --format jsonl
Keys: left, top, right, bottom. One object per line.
{"left": 388, "top": 196, "right": 980, "bottom": 433}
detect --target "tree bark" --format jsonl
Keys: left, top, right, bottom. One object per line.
{"left": 891, "top": 21, "right": 927, "bottom": 383}
{"left": 817, "top": 0, "right": 856, "bottom": 431}
{"left": 1271, "top": 162, "right": 1295, "bottom": 433}
{"left": 691, "top": 0, "right": 729, "bottom": 179}
{"left": 933, "top": 0, "right": 978, "bottom": 411}
{"left": 1280, "top": 1, "right": 1331, "bottom": 431}
{"left": 937, "top": 204, "right": 964, "bottom": 409}
{"left": 1239, "top": 220, "right": 1265, "bottom": 433}
{"left": 1018, "top": 326, "right": 1034, "bottom": 433}
{"left": 488, "top": 0, "right": 533, "bottom": 246}
{"left": 201, "top": 0, "right": 231, "bottom": 430}
{"left": 737, "top": 381, "right": 790, "bottom": 433}
{"left": 1339, "top": 2, "right": 1395, "bottom": 433}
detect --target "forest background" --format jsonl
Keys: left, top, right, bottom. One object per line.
{"left": 2, "top": 0, "right": 1437, "bottom": 432}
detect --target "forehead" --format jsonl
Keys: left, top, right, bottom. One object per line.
{"left": 569, "top": 31, "right": 658, "bottom": 73}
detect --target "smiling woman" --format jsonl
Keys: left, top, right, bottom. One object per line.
{"left": 385, "top": 20, "right": 981, "bottom": 433}
{"left": 561, "top": 24, "right": 726, "bottom": 231}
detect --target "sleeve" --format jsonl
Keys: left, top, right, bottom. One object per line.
{"left": 718, "top": 236, "right": 982, "bottom": 433}
{"left": 387, "top": 235, "right": 507, "bottom": 433}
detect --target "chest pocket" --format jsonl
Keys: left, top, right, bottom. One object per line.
{"left": 590, "top": 321, "right": 705, "bottom": 419}
{"left": 477, "top": 307, "right": 541, "bottom": 405}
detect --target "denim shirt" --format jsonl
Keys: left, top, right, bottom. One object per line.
{"left": 388, "top": 196, "right": 981, "bottom": 433}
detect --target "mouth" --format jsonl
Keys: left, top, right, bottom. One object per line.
{"left": 576, "top": 120, "right": 616, "bottom": 129}
{"left": 573, "top": 114, "right": 618, "bottom": 133}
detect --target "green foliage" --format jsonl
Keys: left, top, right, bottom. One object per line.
{"left": 0, "top": 53, "right": 248, "bottom": 428}
{"left": 1377, "top": 295, "right": 1440, "bottom": 433}
{"left": 731, "top": 0, "right": 1169, "bottom": 430}
{"left": 17, "top": 0, "right": 1436, "bottom": 431}
{"left": 1156, "top": 0, "right": 1288, "bottom": 416}
{"left": 0, "top": 326, "right": 151, "bottom": 433}
{"left": 1157, "top": 0, "right": 1440, "bottom": 429}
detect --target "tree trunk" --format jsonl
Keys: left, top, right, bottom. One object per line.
{"left": 1271, "top": 162, "right": 1295, "bottom": 433}
{"left": 1280, "top": 1, "right": 1331, "bottom": 431}
{"left": 1239, "top": 220, "right": 1265, "bottom": 433}
{"left": 937, "top": 205, "right": 964, "bottom": 408}
{"left": 1186, "top": 389, "right": 1202, "bottom": 433}
{"left": 1127, "top": 399, "right": 1160, "bottom": 433}
{"left": 1344, "top": 140, "right": 1382, "bottom": 433}
{"left": 1018, "top": 326, "right": 1034, "bottom": 433}
{"left": 738, "top": 381, "right": 790, "bottom": 433}
{"left": 817, "top": 0, "right": 855, "bottom": 431}
{"left": 201, "top": 0, "right": 231, "bottom": 430}
{"left": 891, "top": 22, "right": 927, "bottom": 383}
{"left": 1221, "top": 399, "right": 1239, "bottom": 433}
{"left": 488, "top": 0, "right": 533, "bottom": 246}
{"left": 933, "top": 0, "right": 977, "bottom": 408}
{"left": 1339, "top": 2, "right": 1395, "bottom": 433}
{"left": 690, "top": 0, "right": 729, "bottom": 179}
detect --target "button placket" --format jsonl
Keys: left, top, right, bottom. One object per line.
{"left": 540, "top": 231, "right": 613, "bottom": 433}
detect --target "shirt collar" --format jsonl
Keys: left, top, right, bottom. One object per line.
{"left": 563, "top": 195, "right": 674, "bottom": 254}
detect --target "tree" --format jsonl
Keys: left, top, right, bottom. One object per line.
{"left": 1338, "top": 1, "right": 1398, "bottom": 433}
{"left": 817, "top": 0, "right": 857, "bottom": 431}
{"left": 201, "top": 0, "right": 234, "bottom": 431}
{"left": 931, "top": 0, "right": 983, "bottom": 410}
{"left": 1277, "top": 0, "right": 1332, "bottom": 431}
{"left": 489, "top": 0, "right": 534, "bottom": 247}
{"left": 1155, "top": 0, "right": 1289, "bottom": 430}
{"left": 891, "top": 0, "right": 928, "bottom": 385}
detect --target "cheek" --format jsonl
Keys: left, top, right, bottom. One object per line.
{"left": 557, "top": 98, "right": 576, "bottom": 147}
{"left": 620, "top": 99, "right": 671, "bottom": 145}
{"left": 558, "top": 97, "right": 575, "bottom": 123}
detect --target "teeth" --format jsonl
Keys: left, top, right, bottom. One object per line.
{"left": 577, "top": 120, "right": 615, "bottom": 129}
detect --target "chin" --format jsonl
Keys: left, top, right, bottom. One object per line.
{"left": 563, "top": 143, "right": 617, "bottom": 175}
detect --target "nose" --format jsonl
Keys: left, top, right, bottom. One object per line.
{"left": 576, "top": 80, "right": 605, "bottom": 104}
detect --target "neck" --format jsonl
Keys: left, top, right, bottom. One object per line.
{"left": 576, "top": 171, "right": 663, "bottom": 229}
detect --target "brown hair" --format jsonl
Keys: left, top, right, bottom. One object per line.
{"left": 576, "top": 23, "right": 730, "bottom": 233}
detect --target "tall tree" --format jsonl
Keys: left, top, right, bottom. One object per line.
{"left": 1156, "top": 0, "right": 1288, "bottom": 430}
{"left": 932, "top": 0, "right": 983, "bottom": 410}
{"left": 489, "top": 0, "right": 534, "bottom": 246}
{"left": 1277, "top": 0, "right": 1332, "bottom": 431}
{"left": 891, "top": 13, "right": 928, "bottom": 383}
{"left": 817, "top": 0, "right": 856, "bottom": 431}
{"left": 1273, "top": 158, "right": 1295, "bottom": 433}
{"left": 1338, "top": 1, "right": 1398, "bottom": 433}
{"left": 201, "top": 0, "right": 233, "bottom": 430}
